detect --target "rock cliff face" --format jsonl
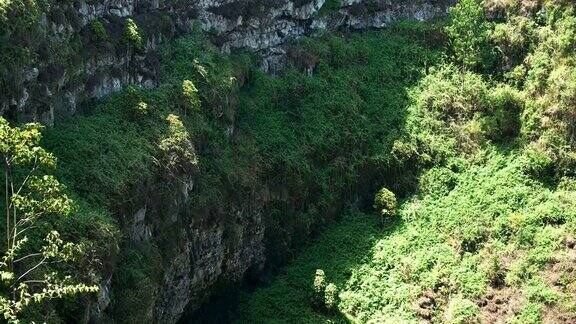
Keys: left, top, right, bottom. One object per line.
{"left": 149, "top": 181, "right": 267, "bottom": 324}
{"left": 1, "top": 1, "right": 453, "bottom": 322}
{"left": 1, "top": 0, "right": 450, "bottom": 125}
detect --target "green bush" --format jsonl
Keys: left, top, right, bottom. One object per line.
{"left": 324, "top": 283, "right": 338, "bottom": 311}
{"left": 124, "top": 18, "right": 143, "bottom": 48}
{"left": 445, "top": 0, "right": 495, "bottom": 70}
{"left": 90, "top": 20, "right": 108, "bottom": 43}
{"left": 418, "top": 166, "right": 458, "bottom": 197}
{"left": 158, "top": 114, "right": 198, "bottom": 177}
{"left": 373, "top": 188, "right": 397, "bottom": 219}
{"left": 311, "top": 269, "right": 339, "bottom": 312}
{"left": 134, "top": 101, "right": 149, "bottom": 117}
{"left": 444, "top": 295, "right": 480, "bottom": 324}
{"left": 181, "top": 79, "right": 201, "bottom": 113}
{"left": 511, "top": 303, "right": 542, "bottom": 324}
{"left": 491, "top": 16, "right": 537, "bottom": 71}
{"left": 312, "top": 269, "right": 326, "bottom": 308}
{"left": 483, "top": 84, "right": 523, "bottom": 140}
{"left": 405, "top": 65, "right": 491, "bottom": 157}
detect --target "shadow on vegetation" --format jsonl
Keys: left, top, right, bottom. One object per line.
{"left": 40, "top": 18, "right": 443, "bottom": 323}
{"left": 184, "top": 214, "right": 404, "bottom": 323}
{"left": 182, "top": 22, "right": 445, "bottom": 323}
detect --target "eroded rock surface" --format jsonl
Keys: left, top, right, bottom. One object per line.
{"left": 1, "top": 0, "right": 451, "bottom": 125}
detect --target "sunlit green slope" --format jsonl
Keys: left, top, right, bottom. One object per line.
{"left": 237, "top": 149, "right": 576, "bottom": 323}
{"left": 236, "top": 1, "right": 576, "bottom": 322}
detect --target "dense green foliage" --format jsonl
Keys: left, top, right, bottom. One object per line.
{"left": 3, "top": 0, "right": 576, "bottom": 322}
{"left": 235, "top": 1, "right": 576, "bottom": 323}
{"left": 0, "top": 119, "right": 100, "bottom": 323}
{"left": 373, "top": 187, "right": 397, "bottom": 220}
{"left": 445, "top": 0, "right": 494, "bottom": 69}
{"left": 237, "top": 150, "right": 576, "bottom": 322}
{"left": 37, "top": 23, "right": 443, "bottom": 321}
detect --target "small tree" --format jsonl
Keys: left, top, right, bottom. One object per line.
{"left": 312, "top": 269, "right": 326, "bottom": 308}
{"left": 181, "top": 80, "right": 201, "bottom": 114}
{"left": 445, "top": 0, "right": 493, "bottom": 70}
{"left": 312, "top": 269, "right": 339, "bottom": 312}
{"left": 90, "top": 20, "right": 109, "bottom": 44}
{"left": 0, "top": 118, "right": 97, "bottom": 322}
{"left": 374, "top": 187, "right": 397, "bottom": 223}
{"left": 324, "top": 283, "right": 338, "bottom": 311}
{"left": 123, "top": 18, "right": 142, "bottom": 49}
{"left": 134, "top": 101, "right": 149, "bottom": 117}
{"left": 158, "top": 114, "right": 198, "bottom": 177}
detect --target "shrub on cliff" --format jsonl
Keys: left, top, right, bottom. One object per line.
{"left": 181, "top": 80, "right": 201, "bottom": 114}
{"left": 134, "top": 101, "right": 149, "bottom": 117}
{"left": 373, "top": 188, "right": 397, "bottom": 221}
{"left": 90, "top": 20, "right": 109, "bottom": 44}
{"left": 157, "top": 114, "right": 198, "bottom": 177}
{"left": 123, "top": 18, "right": 142, "bottom": 49}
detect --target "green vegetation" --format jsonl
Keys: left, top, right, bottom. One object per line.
{"left": 38, "top": 30, "right": 254, "bottom": 322}
{"left": 124, "top": 18, "right": 143, "bottom": 49}
{"left": 373, "top": 187, "right": 397, "bottom": 221}
{"left": 0, "top": 0, "right": 43, "bottom": 95}
{"left": 2, "top": 0, "right": 576, "bottom": 322}
{"left": 237, "top": 211, "right": 381, "bottom": 322}
{"left": 34, "top": 20, "right": 443, "bottom": 322}
{"left": 318, "top": 0, "right": 341, "bottom": 15}
{"left": 236, "top": 150, "right": 576, "bottom": 323}
{"left": 235, "top": 1, "right": 576, "bottom": 323}
{"left": 90, "top": 20, "right": 109, "bottom": 44}
{"left": 0, "top": 119, "right": 99, "bottom": 322}
{"left": 181, "top": 80, "right": 201, "bottom": 113}
{"left": 445, "top": 0, "right": 494, "bottom": 70}
{"left": 158, "top": 114, "right": 198, "bottom": 177}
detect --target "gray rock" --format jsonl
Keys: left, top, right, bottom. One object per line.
{"left": 1, "top": 0, "right": 452, "bottom": 125}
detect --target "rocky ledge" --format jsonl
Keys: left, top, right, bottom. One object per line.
{"left": 1, "top": 0, "right": 451, "bottom": 125}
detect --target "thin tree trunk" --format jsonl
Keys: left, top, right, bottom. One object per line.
{"left": 5, "top": 159, "right": 10, "bottom": 256}
{"left": 11, "top": 178, "right": 15, "bottom": 246}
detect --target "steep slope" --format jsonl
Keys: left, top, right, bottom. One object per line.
{"left": 3, "top": 0, "right": 576, "bottom": 323}
{"left": 234, "top": 1, "right": 576, "bottom": 322}
{"left": 1, "top": 1, "right": 451, "bottom": 322}
{"left": 237, "top": 150, "right": 576, "bottom": 322}
{"left": 38, "top": 23, "right": 443, "bottom": 323}
{"left": 0, "top": 0, "right": 451, "bottom": 124}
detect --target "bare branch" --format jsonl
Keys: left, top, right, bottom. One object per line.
{"left": 13, "top": 253, "right": 43, "bottom": 264}
{"left": 13, "top": 157, "right": 39, "bottom": 200}
{"left": 16, "top": 257, "right": 47, "bottom": 282}
{"left": 13, "top": 225, "right": 35, "bottom": 240}
{"left": 22, "top": 280, "right": 47, "bottom": 285}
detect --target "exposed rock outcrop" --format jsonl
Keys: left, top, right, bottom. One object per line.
{"left": 1, "top": 0, "right": 451, "bottom": 125}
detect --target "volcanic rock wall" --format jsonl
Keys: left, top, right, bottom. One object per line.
{"left": 0, "top": 0, "right": 450, "bottom": 125}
